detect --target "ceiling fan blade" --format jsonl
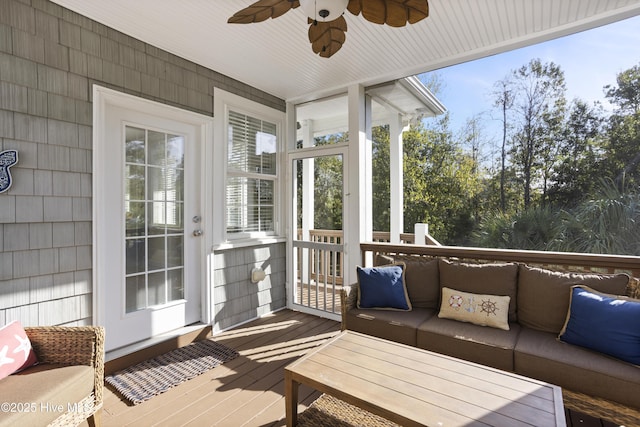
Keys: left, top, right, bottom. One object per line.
{"left": 347, "top": 0, "right": 428, "bottom": 27}
{"left": 308, "top": 16, "right": 347, "bottom": 58}
{"left": 228, "top": 0, "right": 300, "bottom": 24}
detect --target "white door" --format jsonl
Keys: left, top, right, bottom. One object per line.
{"left": 94, "top": 87, "right": 210, "bottom": 352}
{"left": 289, "top": 147, "right": 347, "bottom": 321}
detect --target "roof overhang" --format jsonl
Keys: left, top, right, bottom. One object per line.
{"left": 296, "top": 76, "right": 444, "bottom": 137}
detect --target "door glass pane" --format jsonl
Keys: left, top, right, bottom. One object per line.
{"left": 167, "top": 134, "right": 184, "bottom": 168}
{"left": 148, "top": 131, "right": 166, "bottom": 166}
{"left": 166, "top": 202, "right": 184, "bottom": 233}
{"left": 125, "top": 202, "right": 145, "bottom": 237}
{"left": 124, "top": 125, "right": 186, "bottom": 313}
{"left": 169, "top": 268, "right": 184, "bottom": 301}
{"left": 125, "top": 238, "right": 145, "bottom": 274}
{"left": 148, "top": 236, "right": 166, "bottom": 271}
{"left": 167, "top": 236, "right": 183, "bottom": 268}
{"left": 126, "top": 275, "right": 146, "bottom": 312}
{"left": 148, "top": 271, "right": 167, "bottom": 306}
{"left": 147, "top": 201, "right": 165, "bottom": 235}
{"left": 125, "top": 127, "right": 145, "bottom": 164}
{"left": 125, "top": 165, "right": 145, "bottom": 200}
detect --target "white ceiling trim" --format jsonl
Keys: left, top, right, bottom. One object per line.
{"left": 51, "top": 0, "right": 640, "bottom": 104}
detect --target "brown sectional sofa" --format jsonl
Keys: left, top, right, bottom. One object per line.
{"left": 341, "top": 254, "right": 640, "bottom": 413}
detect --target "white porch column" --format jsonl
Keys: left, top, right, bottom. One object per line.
{"left": 301, "top": 120, "right": 315, "bottom": 241}
{"left": 414, "top": 223, "right": 428, "bottom": 245}
{"left": 389, "top": 114, "right": 407, "bottom": 244}
{"left": 345, "top": 84, "right": 372, "bottom": 284}
{"left": 301, "top": 120, "right": 315, "bottom": 284}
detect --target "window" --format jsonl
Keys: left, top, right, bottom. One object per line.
{"left": 226, "top": 110, "right": 278, "bottom": 236}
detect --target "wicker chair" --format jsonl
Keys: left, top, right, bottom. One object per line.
{"left": 0, "top": 326, "right": 105, "bottom": 427}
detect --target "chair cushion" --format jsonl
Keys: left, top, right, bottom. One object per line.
{"left": 344, "top": 307, "right": 435, "bottom": 347}
{"left": 375, "top": 255, "right": 440, "bottom": 309}
{"left": 515, "top": 327, "right": 640, "bottom": 410}
{"left": 517, "top": 265, "right": 629, "bottom": 334}
{"left": 438, "top": 259, "right": 518, "bottom": 321}
{"left": 0, "top": 364, "right": 94, "bottom": 427}
{"left": 559, "top": 285, "right": 640, "bottom": 365}
{"left": 416, "top": 316, "right": 521, "bottom": 371}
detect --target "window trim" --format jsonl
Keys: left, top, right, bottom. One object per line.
{"left": 213, "top": 88, "right": 285, "bottom": 245}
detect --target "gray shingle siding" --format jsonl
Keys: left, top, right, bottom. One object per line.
{"left": 212, "top": 243, "right": 287, "bottom": 332}
{"left": 0, "top": 0, "right": 287, "bottom": 327}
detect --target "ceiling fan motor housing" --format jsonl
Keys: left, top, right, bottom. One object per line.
{"left": 299, "top": 0, "right": 349, "bottom": 22}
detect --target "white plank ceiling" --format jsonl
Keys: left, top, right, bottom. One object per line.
{"left": 51, "top": 0, "right": 640, "bottom": 103}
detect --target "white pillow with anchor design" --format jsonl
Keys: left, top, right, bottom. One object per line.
{"left": 438, "top": 287, "right": 511, "bottom": 330}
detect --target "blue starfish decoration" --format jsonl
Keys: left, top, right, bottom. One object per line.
{"left": 0, "top": 150, "right": 18, "bottom": 194}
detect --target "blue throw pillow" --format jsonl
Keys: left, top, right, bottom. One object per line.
{"left": 356, "top": 263, "right": 411, "bottom": 311}
{"left": 559, "top": 285, "right": 640, "bottom": 365}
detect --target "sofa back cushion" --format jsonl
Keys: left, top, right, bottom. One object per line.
{"left": 517, "top": 265, "right": 629, "bottom": 334}
{"left": 375, "top": 254, "right": 439, "bottom": 309}
{"left": 438, "top": 259, "right": 519, "bottom": 322}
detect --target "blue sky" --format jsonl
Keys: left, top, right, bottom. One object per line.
{"left": 420, "top": 14, "right": 640, "bottom": 145}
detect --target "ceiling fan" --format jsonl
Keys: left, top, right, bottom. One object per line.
{"left": 228, "top": 0, "right": 429, "bottom": 58}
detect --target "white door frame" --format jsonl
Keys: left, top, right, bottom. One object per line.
{"left": 287, "top": 144, "right": 349, "bottom": 321}
{"left": 93, "top": 85, "right": 214, "bottom": 349}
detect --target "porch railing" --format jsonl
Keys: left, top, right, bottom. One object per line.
{"left": 293, "top": 239, "right": 343, "bottom": 315}
{"left": 294, "top": 227, "right": 441, "bottom": 316}
{"left": 294, "top": 234, "right": 640, "bottom": 318}
{"left": 299, "top": 227, "right": 440, "bottom": 288}
{"left": 360, "top": 242, "right": 640, "bottom": 290}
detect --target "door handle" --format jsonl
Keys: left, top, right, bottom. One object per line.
{"left": 193, "top": 229, "right": 203, "bottom": 237}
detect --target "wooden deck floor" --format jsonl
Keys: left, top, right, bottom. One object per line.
{"left": 93, "top": 309, "right": 340, "bottom": 427}
{"left": 85, "top": 309, "right": 619, "bottom": 427}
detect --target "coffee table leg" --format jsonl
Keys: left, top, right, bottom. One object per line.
{"left": 285, "top": 370, "right": 299, "bottom": 427}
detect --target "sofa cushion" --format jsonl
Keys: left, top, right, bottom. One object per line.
{"left": 514, "top": 327, "right": 640, "bottom": 410}
{"left": 438, "top": 259, "right": 519, "bottom": 322}
{"left": 517, "top": 265, "right": 629, "bottom": 334}
{"left": 438, "top": 287, "right": 511, "bottom": 330}
{"left": 0, "top": 321, "right": 38, "bottom": 380}
{"left": 344, "top": 307, "right": 435, "bottom": 347}
{"left": 0, "top": 364, "right": 94, "bottom": 426}
{"left": 416, "top": 316, "right": 521, "bottom": 371}
{"left": 559, "top": 285, "right": 640, "bottom": 365}
{"left": 375, "top": 255, "right": 440, "bottom": 309}
{"left": 357, "top": 264, "right": 411, "bottom": 310}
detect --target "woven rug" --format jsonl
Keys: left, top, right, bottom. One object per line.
{"left": 105, "top": 339, "right": 238, "bottom": 405}
{"left": 563, "top": 389, "right": 640, "bottom": 426}
{"left": 297, "top": 394, "right": 399, "bottom": 427}
{"left": 299, "top": 392, "right": 640, "bottom": 427}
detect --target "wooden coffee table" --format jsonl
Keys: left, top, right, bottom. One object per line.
{"left": 285, "top": 331, "right": 565, "bottom": 426}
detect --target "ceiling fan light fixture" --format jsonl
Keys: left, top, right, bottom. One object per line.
{"left": 299, "top": 0, "right": 348, "bottom": 22}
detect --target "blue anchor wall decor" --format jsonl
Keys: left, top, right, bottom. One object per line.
{"left": 0, "top": 150, "right": 18, "bottom": 194}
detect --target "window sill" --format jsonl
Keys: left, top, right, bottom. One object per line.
{"left": 211, "top": 236, "right": 287, "bottom": 251}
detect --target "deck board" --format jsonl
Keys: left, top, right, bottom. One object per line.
{"left": 84, "top": 309, "right": 617, "bottom": 426}
{"left": 89, "top": 310, "right": 339, "bottom": 427}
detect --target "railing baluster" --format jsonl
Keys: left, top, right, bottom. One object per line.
{"left": 292, "top": 239, "right": 344, "bottom": 315}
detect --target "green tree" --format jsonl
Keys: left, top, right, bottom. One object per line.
{"left": 555, "top": 179, "right": 640, "bottom": 255}
{"left": 492, "top": 77, "right": 515, "bottom": 213}
{"left": 372, "top": 125, "right": 391, "bottom": 232}
{"left": 472, "top": 206, "right": 562, "bottom": 250}
{"left": 509, "top": 59, "right": 567, "bottom": 209}
{"left": 403, "top": 116, "right": 480, "bottom": 244}
{"left": 604, "top": 63, "right": 640, "bottom": 188}
{"left": 548, "top": 99, "right": 605, "bottom": 207}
